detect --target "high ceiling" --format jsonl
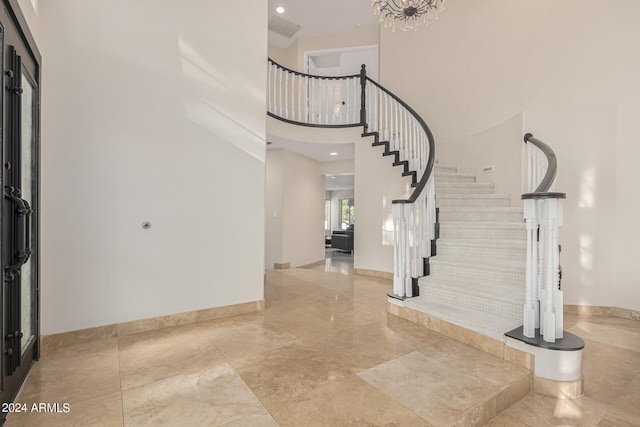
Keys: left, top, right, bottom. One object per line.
{"left": 268, "top": 0, "right": 379, "bottom": 49}
{"left": 266, "top": 0, "right": 377, "bottom": 175}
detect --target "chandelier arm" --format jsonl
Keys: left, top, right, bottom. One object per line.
{"left": 372, "top": 0, "right": 444, "bottom": 30}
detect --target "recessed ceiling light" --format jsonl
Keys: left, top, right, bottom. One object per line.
{"left": 329, "top": 152, "right": 338, "bottom": 156}
{"left": 276, "top": 6, "right": 285, "bottom": 14}
{"left": 330, "top": 176, "right": 336, "bottom": 179}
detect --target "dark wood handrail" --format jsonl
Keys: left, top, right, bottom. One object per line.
{"left": 268, "top": 57, "right": 360, "bottom": 80}
{"left": 365, "top": 77, "right": 435, "bottom": 205}
{"left": 522, "top": 133, "right": 566, "bottom": 200}
{"left": 267, "top": 58, "right": 436, "bottom": 205}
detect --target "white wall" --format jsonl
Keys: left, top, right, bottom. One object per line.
{"left": 319, "top": 159, "right": 354, "bottom": 176}
{"left": 380, "top": 0, "right": 640, "bottom": 310}
{"left": 354, "top": 140, "right": 411, "bottom": 273}
{"left": 40, "top": 0, "right": 267, "bottom": 334}
{"left": 265, "top": 150, "right": 284, "bottom": 269}
{"left": 265, "top": 149, "right": 325, "bottom": 268}
{"left": 281, "top": 150, "right": 325, "bottom": 267}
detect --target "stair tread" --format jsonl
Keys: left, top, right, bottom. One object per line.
{"left": 440, "top": 221, "right": 524, "bottom": 229}
{"left": 419, "top": 276, "right": 524, "bottom": 301}
{"left": 437, "top": 193, "right": 511, "bottom": 198}
{"left": 403, "top": 298, "right": 522, "bottom": 340}
{"left": 430, "top": 255, "right": 526, "bottom": 270}
{"left": 435, "top": 172, "right": 476, "bottom": 178}
{"left": 436, "top": 182, "right": 492, "bottom": 187}
{"left": 438, "top": 207, "right": 522, "bottom": 212}
{"left": 437, "top": 238, "right": 527, "bottom": 247}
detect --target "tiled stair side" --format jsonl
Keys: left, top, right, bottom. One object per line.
{"left": 434, "top": 165, "right": 457, "bottom": 174}
{"left": 429, "top": 257, "right": 525, "bottom": 288}
{"left": 435, "top": 183, "right": 495, "bottom": 194}
{"left": 436, "top": 194, "right": 512, "bottom": 207}
{"left": 399, "top": 163, "right": 529, "bottom": 343}
{"left": 418, "top": 277, "right": 524, "bottom": 320}
{"left": 434, "top": 172, "right": 476, "bottom": 183}
{"left": 436, "top": 238, "right": 527, "bottom": 261}
{"left": 438, "top": 207, "right": 523, "bottom": 222}
{"left": 439, "top": 222, "right": 526, "bottom": 240}
{"left": 403, "top": 298, "right": 523, "bottom": 341}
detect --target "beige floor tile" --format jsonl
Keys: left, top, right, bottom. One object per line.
{"left": 597, "top": 413, "right": 639, "bottom": 427}
{"left": 580, "top": 340, "right": 640, "bottom": 405}
{"left": 118, "top": 323, "right": 227, "bottom": 390}
{"left": 16, "top": 261, "right": 640, "bottom": 426}
{"left": 17, "top": 339, "right": 121, "bottom": 406}
{"left": 427, "top": 343, "right": 529, "bottom": 387}
{"left": 5, "top": 392, "right": 123, "bottom": 427}
{"left": 6, "top": 392, "right": 123, "bottom": 427}
{"left": 488, "top": 392, "right": 609, "bottom": 426}
{"left": 122, "top": 363, "right": 265, "bottom": 426}
{"left": 358, "top": 351, "right": 503, "bottom": 425}
{"left": 233, "top": 343, "right": 354, "bottom": 407}
{"left": 304, "top": 322, "right": 415, "bottom": 373}
{"left": 206, "top": 321, "right": 299, "bottom": 362}
{"left": 604, "top": 373, "right": 640, "bottom": 425}
{"left": 568, "top": 321, "right": 640, "bottom": 352}
{"left": 219, "top": 409, "right": 279, "bottom": 427}
{"left": 267, "top": 376, "right": 431, "bottom": 427}
{"left": 381, "top": 315, "right": 447, "bottom": 350}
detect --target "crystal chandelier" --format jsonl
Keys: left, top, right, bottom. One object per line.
{"left": 372, "top": 0, "right": 447, "bottom": 32}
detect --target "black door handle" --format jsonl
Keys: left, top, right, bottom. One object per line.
{"left": 4, "top": 186, "right": 32, "bottom": 274}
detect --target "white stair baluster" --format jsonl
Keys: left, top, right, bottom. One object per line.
{"left": 523, "top": 198, "right": 537, "bottom": 338}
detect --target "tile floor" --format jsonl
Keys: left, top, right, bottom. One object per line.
{"left": 5, "top": 258, "right": 640, "bottom": 426}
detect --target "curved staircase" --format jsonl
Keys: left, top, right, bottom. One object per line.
{"left": 407, "top": 164, "right": 526, "bottom": 340}
{"left": 267, "top": 59, "right": 581, "bottom": 377}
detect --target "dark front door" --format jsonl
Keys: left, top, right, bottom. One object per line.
{"left": 0, "top": 1, "right": 40, "bottom": 414}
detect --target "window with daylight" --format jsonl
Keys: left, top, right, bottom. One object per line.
{"left": 340, "top": 198, "right": 355, "bottom": 229}
{"left": 325, "top": 200, "right": 330, "bottom": 230}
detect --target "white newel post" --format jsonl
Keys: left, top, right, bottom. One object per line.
{"left": 523, "top": 198, "right": 537, "bottom": 338}
{"left": 411, "top": 203, "right": 423, "bottom": 280}
{"left": 537, "top": 197, "right": 565, "bottom": 343}
{"left": 392, "top": 203, "right": 405, "bottom": 297}
{"left": 392, "top": 202, "right": 412, "bottom": 298}
{"left": 402, "top": 203, "right": 413, "bottom": 298}
{"left": 553, "top": 201, "right": 564, "bottom": 339}
{"left": 543, "top": 199, "right": 557, "bottom": 342}
{"left": 523, "top": 134, "right": 566, "bottom": 342}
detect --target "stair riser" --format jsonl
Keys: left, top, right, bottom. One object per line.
{"left": 430, "top": 262, "right": 525, "bottom": 288}
{"left": 435, "top": 174, "right": 476, "bottom": 183}
{"left": 419, "top": 284, "right": 523, "bottom": 320}
{"left": 436, "top": 197, "right": 511, "bottom": 208}
{"left": 436, "top": 185, "right": 494, "bottom": 195}
{"left": 439, "top": 224, "right": 525, "bottom": 240}
{"left": 435, "top": 166, "right": 457, "bottom": 173}
{"left": 439, "top": 211, "right": 523, "bottom": 222}
{"left": 436, "top": 244, "right": 526, "bottom": 261}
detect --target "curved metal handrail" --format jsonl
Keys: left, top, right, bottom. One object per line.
{"left": 268, "top": 58, "right": 360, "bottom": 80}
{"left": 267, "top": 57, "right": 436, "bottom": 205}
{"left": 522, "top": 133, "right": 566, "bottom": 200}
{"left": 267, "top": 57, "right": 364, "bottom": 128}
{"left": 366, "top": 77, "right": 435, "bottom": 205}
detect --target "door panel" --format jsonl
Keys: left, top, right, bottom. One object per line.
{"left": 19, "top": 69, "right": 35, "bottom": 356}
{"left": 0, "top": 0, "right": 41, "bottom": 413}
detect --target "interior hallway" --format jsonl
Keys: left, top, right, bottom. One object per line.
{"left": 6, "top": 265, "right": 640, "bottom": 426}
